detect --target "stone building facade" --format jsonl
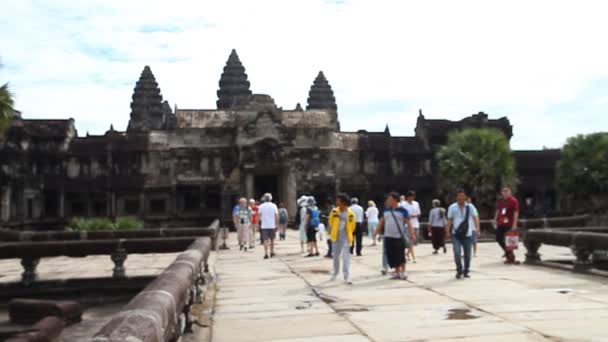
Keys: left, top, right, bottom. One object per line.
{"left": 0, "top": 50, "right": 561, "bottom": 228}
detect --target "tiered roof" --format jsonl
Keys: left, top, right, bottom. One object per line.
{"left": 216, "top": 49, "right": 252, "bottom": 109}
{"left": 306, "top": 71, "right": 337, "bottom": 111}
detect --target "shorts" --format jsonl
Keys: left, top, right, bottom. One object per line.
{"left": 306, "top": 226, "right": 318, "bottom": 242}
{"left": 385, "top": 237, "right": 406, "bottom": 268}
{"left": 261, "top": 229, "right": 276, "bottom": 241}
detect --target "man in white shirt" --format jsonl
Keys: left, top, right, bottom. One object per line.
{"left": 400, "top": 190, "right": 421, "bottom": 263}
{"left": 258, "top": 193, "right": 279, "bottom": 259}
{"left": 349, "top": 198, "right": 365, "bottom": 256}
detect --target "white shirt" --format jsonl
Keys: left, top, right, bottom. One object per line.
{"left": 258, "top": 202, "right": 278, "bottom": 229}
{"left": 400, "top": 200, "right": 421, "bottom": 228}
{"left": 350, "top": 204, "right": 364, "bottom": 223}
{"left": 299, "top": 206, "right": 308, "bottom": 229}
{"left": 365, "top": 207, "right": 379, "bottom": 223}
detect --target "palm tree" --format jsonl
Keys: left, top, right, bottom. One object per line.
{"left": 0, "top": 57, "right": 15, "bottom": 134}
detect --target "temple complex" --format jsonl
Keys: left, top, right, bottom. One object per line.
{"left": 0, "top": 50, "right": 561, "bottom": 229}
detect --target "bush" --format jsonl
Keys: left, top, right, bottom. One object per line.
{"left": 114, "top": 216, "right": 144, "bottom": 230}
{"left": 67, "top": 216, "right": 144, "bottom": 231}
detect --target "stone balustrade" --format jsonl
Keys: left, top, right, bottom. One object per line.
{"left": 92, "top": 237, "right": 211, "bottom": 342}
{"left": 525, "top": 227, "right": 608, "bottom": 272}
{"left": 0, "top": 221, "right": 218, "bottom": 285}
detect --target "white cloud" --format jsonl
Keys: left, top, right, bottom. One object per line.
{"left": 1, "top": 0, "right": 608, "bottom": 149}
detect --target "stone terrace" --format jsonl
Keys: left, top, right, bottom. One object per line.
{"left": 210, "top": 231, "right": 608, "bottom": 342}
{"left": 1, "top": 231, "right": 607, "bottom": 341}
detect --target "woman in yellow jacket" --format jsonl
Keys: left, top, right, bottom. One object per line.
{"left": 328, "top": 193, "right": 356, "bottom": 284}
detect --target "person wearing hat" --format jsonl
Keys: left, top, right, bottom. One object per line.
{"left": 297, "top": 196, "right": 309, "bottom": 253}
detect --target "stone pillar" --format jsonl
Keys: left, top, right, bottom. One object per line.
{"left": 139, "top": 192, "right": 145, "bottom": 218}
{"left": 286, "top": 167, "right": 297, "bottom": 218}
{"left": 244, "top": 166, "right": 254, "bottom": 200}
{"left": 21, "top": 257, "right": 40, "bottom": 286}
{"left": 1, "top": 186, "right": 10, "bottom": 222}
{"left": 111, "top": 249, "right": 128, "bottom": 279}
{"left": 59, "top": 188, "right": 65, "bottom": 218}
{"left": 110, "top": 191, "right": 116, "bottom": 219}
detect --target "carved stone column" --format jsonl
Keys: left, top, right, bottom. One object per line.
{"left": 111, "top": 248, "right": 128, "bottom": 279}
{"left": 524, "top": 240, "right": 542, "bottom": 264}
{"left": 244, "top": 164, "right": 254, "bottom": 199}
{"left": 1, "top": 186, "right": 10, "bottom": 222}
{"left": 572, "top": 246, "right": 593, "bottom": 272}
{"left": 59, "top": 187, "right": 65, "bottom": 219}
{"left": 21, "top": 257, "right": 40, "bottom": 286}
{"left": 285, "top": 166, "right": 297, "bottom": 218}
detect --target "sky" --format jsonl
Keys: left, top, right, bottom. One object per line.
{"left": 1, "top": 0, "right": 608, "bottom": 150}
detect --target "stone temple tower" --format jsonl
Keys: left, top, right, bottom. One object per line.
{"left": 127, "top": 66, "right": 164, "bottom": 131}
{"left": 217, "top": 49, "right": 253, "bottom": 109}
{"left": 306, "top": 71, "right": 337, "bottom": 112}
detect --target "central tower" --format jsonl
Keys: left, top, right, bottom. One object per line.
{"left": 216, "top": 49, "right": 252, "bottom": 109}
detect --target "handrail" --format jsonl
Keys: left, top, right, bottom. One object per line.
{"left": 92, "top": 237, "right": 211, "bottom": 342}
{"left": 525, "top": 228, "right": 608, "bottom": 272}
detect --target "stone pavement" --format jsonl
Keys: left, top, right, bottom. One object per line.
{"left": 210, "top": 230, "right": 608, "bottom": 342}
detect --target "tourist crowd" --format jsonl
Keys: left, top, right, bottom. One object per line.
{"left": 228, "top": 186, "right": 521, "bottom": 284}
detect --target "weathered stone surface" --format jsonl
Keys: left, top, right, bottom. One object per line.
{"left": 92, "top": 237, "right": 210, "bottom": 342}
{"left": 306, "top": 71, "right": 337, "bottom": 111}
{"left": 8, "top": 298, "right": 83, "bottom": 325}
{"left": 216, "top": 49, "right": 252, "bottom": 109}
{"left": 128, "top": 66, "right": 165, "bottom": 132}
{"left": 210, "top": 230, "right": 607, "bottom": 342}
{"left": 5, "top": 316, "right": 65, "bottom": 342}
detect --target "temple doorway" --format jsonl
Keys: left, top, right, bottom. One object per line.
{"left": 254, "top": 174, "right": 279, "bottom": 203}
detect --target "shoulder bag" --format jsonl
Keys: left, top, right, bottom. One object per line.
{"left": 455, "top": 204, "right": 470, "bottom": 240}
{"left": 389, "top": 209, "right": 410, "bottom": 248}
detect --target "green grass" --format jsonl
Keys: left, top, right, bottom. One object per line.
{"left": 67, "top": 216, "right": 144, "bottom": 231}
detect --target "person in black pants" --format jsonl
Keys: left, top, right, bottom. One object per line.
{"left": 349, "top": 198, "right": 365, "bottom": 256}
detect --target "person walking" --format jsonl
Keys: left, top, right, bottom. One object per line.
{"left": 495, "top": 186, "right": 520, "bottom": 264}
{"left": 349, "top": 198, "right": 365, "bottom": 256}
{"left": 323, "top": 200, "right": 334, "bottom": 258}
{"left": 400, "top": 191, "right": 420, "bottom": 263}
{"left": 305, "top": 197, "right": 321, "bottom": 257}
{"left": 278, "top": 203, "right": 289, "bottom": 241}
{"left": 233, "top": 197, "right": 252, "bottom": 251}
{"left": 428, "top": 199, "right": 447, "bottom": 254}
{"left": 249, "top": 199, "right": 258, "bottom": 249}
{"left": 328, "top": 193, "right": 356, "bottom": 285}
{"left": 297, "top": 196, "right": 309, "bottom": 253}
{"left": 446, "top": 189, "right": 481, "bottom": 279}
{"left": 258, "top": 193, "right": 279, "bottom": 259}
{"left": 366, "top": 201, "right": 379, "bottom": 246}
{"left": 377, "top": 192, "right": 415, "bottom": 280}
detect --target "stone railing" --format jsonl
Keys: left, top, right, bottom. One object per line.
{"left": 92, "top": 237, "right": 212, "bottom": 342}
{"left": 525, "top": 227, "right": 608, "bottom": 272}
{"left": 0, "top": 221, "right": 218, "bottom": 286}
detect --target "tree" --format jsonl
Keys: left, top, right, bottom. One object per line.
{"left": 0, "top": 58, "right": 15, "bottom": 135}
{"left": 556, "top": 132, "right": 608, "bottom": 210}
{"left": 436, "top": 128, "right": 517, "bottom": 215}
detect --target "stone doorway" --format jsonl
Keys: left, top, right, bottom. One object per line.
{"left": 254, "top": 174, "right": 279, "bottom": 203}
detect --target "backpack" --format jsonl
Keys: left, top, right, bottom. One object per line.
{"left": 279, "top": 209, "right": 288, "bottom": 223}
{"left": 309, "top": 208, "right": 320, "bottom": 227}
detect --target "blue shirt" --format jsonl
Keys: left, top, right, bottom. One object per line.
{"left": 447, "top": 203, "right": 479, "bottom": 236}
{"left": 383, "top": 207, "right": 410, "bottom": 239}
